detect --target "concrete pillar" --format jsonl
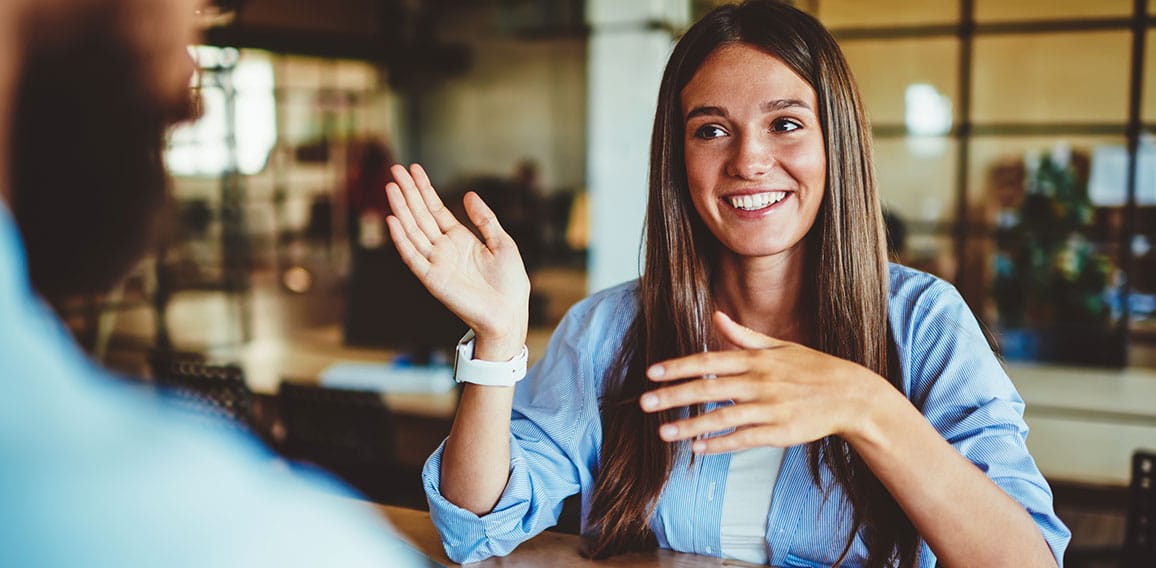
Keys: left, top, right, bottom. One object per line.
{"left": 585, "top": 0, "right": 689, "bottom": 293}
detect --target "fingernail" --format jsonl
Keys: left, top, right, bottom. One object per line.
{"left": 659, "top": 425, "right": 677, "bottom": 439}
{"left": 641, "top": 394, "right": 658, "bottom": 410}
{"left": 692, "top": 441, "right": 706, "bottom": 453}
{"left": 648, "top": 365, "right": 665, "bottom": 378}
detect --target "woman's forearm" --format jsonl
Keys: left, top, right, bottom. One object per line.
{"left": 847, "top": 383, "right": 1057, "bottom": 568}
{"left": 439, "top": 384, "right": 516, "bottom": 514}
{"left": 438, "top": 334, "right": 524, "bottom": 515}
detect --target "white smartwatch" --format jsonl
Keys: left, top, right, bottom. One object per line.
{"left": 452, "top": 330, "right": 529, "bottom": 387}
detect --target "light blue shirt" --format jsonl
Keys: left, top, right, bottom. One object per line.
{"left": 423, "top": 265, "right": 1071, "bottom": 566}
{"left": 0, "top": 205, "right": 431, "bottom": 566}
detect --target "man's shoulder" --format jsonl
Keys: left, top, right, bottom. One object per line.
{"left": 0, "top": 366, "right": 410, "bottom": 565}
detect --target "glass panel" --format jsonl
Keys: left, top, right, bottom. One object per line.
{"left": 874, "top": 137, "right": 958, "bottom": 281}
{"left": 1131, "top": 204, "right": 1156, "bottom": 346}
{"left": 333, "top": 60, "right": 380, "bottom": 91}
{"left": 1144, "top": 30, "right": 1156, "bottom": 123}
{"left": 972, "top": 32, "right": 1131, "bottom": 124}
{"left": 968, "top": 136, "right": 1126, "bottom": 217}
{"left": 969, "top": 136, "right": 1128, "bottom": 365}
{"left": 1120, "top": 133, "right": 1156, "bottom": 354}
{"left": 876, "top": 137, "right": 958, "bottom": 224}
{"left": 277, "top": 55, "right": 328, "bottom": 90}
{"left": 816, "top": 0, "right": 959, "bottom": 28}
{"left": 841, "top": 38, "right": 959, "bottom": 126}
{"left": 975, "top": 0, "right": 1132, "bottom": 22}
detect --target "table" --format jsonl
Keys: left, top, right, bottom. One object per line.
{"left": 222, "top": 326, "right": 556, "bottom": 419}
{"left": 1009, "top": 362, "right": 1156, "bottom": 486}
{"left": 230, "top": 327, "right": 558, "bottom": 467}
{"left": 376, "top": 505, "right": 762, "bottom": 567}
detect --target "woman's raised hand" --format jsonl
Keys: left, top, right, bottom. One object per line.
{"left": 639, "top": 311, "right": 903, "bottom": 453}
{"left": 384, "top": 163, "right": 530, "bottom": 358}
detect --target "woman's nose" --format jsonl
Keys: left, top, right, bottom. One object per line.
{"left": 725, "top": 133, "right": 774, "bottom": 179}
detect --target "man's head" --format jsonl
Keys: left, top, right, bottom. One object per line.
{"left": 8, "top": 0, "right": 203, "bottom": 298}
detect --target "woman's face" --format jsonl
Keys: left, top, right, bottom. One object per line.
{"left": 681, "top": 43, "right": 826, "bottom": 261}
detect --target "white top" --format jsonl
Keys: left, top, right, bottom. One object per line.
{"left": 719, "top": 445, "right": 786, "bottom": 564}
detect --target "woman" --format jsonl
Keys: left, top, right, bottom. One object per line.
{"left": 384, "top": 1, "right": 1069, "bottom": 566}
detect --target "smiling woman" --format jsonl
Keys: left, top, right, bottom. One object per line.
{"left": 681, "top": 43, "right": 826, "bottom": 267}
{"left": 381, "top": 1, "right": 1071, "bottom": 567}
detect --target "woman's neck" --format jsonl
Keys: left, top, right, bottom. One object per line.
{"left": 712, "top": 245, "right": 811, "bottom": 345}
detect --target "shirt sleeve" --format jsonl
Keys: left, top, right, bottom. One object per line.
{"left": 896, "top": 278, "right": 1072, "bottom": 565}
{"left": 422, "top": 300, "right": 610, "bottom": 564}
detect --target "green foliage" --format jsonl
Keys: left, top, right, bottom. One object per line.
{"left": 993, "top": 151, "right": 1112, "bottom": 329}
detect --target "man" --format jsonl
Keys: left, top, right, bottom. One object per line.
{"left": 0, "top": 1, "right": 427, "bottom": 565}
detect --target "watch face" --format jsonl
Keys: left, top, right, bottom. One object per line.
{"left": 452, "top": 330, "right": 475, "bottom": 384}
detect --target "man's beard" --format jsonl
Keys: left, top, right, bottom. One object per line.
{"left": 10, "top": 16, "right": 197, "bottom": 300}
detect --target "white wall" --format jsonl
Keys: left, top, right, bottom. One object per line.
{"left": 585, "top": 0, "right": 688, "bottom": 293}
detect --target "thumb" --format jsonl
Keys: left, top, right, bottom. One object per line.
{"left": 713, "top": 311, "right": 782, "bottom": 350}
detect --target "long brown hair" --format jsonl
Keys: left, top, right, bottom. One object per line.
{"left": 585, "top": 2, "right": 919, "bottom": 566}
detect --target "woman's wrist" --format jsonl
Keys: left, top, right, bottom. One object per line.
{"left": 841, "top": 369, "right": 912, "bottom": 450}
{"left": 473, "top": 324, "right": 528, "bottom": 361}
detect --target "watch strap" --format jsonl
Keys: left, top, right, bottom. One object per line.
{"left": 453, "top": 330, "right": 528, "bottom": 387}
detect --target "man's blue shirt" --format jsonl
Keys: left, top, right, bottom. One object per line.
{"left": 0, "top": 205, "right": 426, "bottom": 566}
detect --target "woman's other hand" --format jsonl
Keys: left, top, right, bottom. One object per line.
{"left": 639, "top": 311, "right": 901, "bottom": 453}
{"left": 385, "top": 163, "right": 530, "bottom": 358}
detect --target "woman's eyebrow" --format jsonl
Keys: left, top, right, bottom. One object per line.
{"left": 686, "top": 105, "right": 727, "bottom": 121}
{"left": 760, "top": 98, "right": 812, "bottom": 112}
{"left": 685, "top": 99, "right": 813, "bottom": 121}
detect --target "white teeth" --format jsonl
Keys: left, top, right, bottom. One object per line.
{"left": 728, "top": 191, "right": 787, "bottom": 211}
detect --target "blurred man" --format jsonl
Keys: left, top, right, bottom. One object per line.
{"left": 0, "top": 1, "right": 426, "bottom": 565}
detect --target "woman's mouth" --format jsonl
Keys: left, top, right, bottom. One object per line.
{"left": 726, "top": 191, "right": 788, "bottom": 212}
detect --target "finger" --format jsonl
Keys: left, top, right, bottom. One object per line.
{"left": 391, "top": 164, "right": 443, "bottom": 242}
{"left": 690, "top": 425, "right": 788, "bottom": 455}
{"left": 714, "top": 311, "right": 784, "bottom": 350}
{"left": 658, "top": 403, "right": 775, "bottom": 442}
{"left": 463, "top": 192, "right": 513, "bottom": 251}
{"left": 646, "top": 350, "right": 752, "bottom": 382}
{"left": 385, "top": 216, "right": 432, "bottom": 276}
{"left": 410, "top": 163, "right": 458, "bottom": 233}
{"left": 384, "top": 182, "right": 433, "bottom": 255}
{"left": 639, "top": 376, "right": 757, "bottom": 413}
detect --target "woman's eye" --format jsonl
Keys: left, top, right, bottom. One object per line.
{"left": 771, "top": 118, "right": 802, "bottom": 133}
{"left": 694, "top": 125, "right": 727, "bottom": 139}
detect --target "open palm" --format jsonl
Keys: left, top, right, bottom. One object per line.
{"left": 384, "top": 164, "right": 530, "bottom": 348}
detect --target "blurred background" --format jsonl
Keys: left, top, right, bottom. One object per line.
{"left": 55, "top": 1, "right": 1155, "bottom": 564}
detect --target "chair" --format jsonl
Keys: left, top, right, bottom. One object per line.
{"left": 148, "top": 351, "right": 257, "bottom": 436}
{"left": 1065, "top": 449, "right": 1156, "bottom": 568}
{"left": 1122, "top": 450, "right": 1155, "bottom": 567}
{"left": 275, "top": 383, "right": 424, "bottom": 507}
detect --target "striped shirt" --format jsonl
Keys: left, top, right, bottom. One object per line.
{"left": 423, "top": 264, "right": 1071, "bottom": 566}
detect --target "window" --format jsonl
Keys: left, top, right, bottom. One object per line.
{"left": 808, "top": 0, "right": 1152, "bottom": 367}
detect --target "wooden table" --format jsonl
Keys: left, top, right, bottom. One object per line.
{"left": 376, "top": 505, "right": 762, "bottom": 567}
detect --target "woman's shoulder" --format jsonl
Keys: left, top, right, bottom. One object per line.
{"left": 886, "top": 262, "right": 992, "bottom": 348}
{"left": 886, "top": 263, "right": 998, "bottom": 375}
{"left": 886, "top": 263, "right": 972, "bottom": 323}
{"left": 539, "top": 279, "right": 640, "bottom": 367}
{"left": 563, "top": 279, "right": 641, "bottom": 328}
{"left": 887, "top": 263, "right": 956, "bottom": 305}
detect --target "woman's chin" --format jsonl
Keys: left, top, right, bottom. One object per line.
{"left": 717, "top": 240, "right": 807, "bottom": 262}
